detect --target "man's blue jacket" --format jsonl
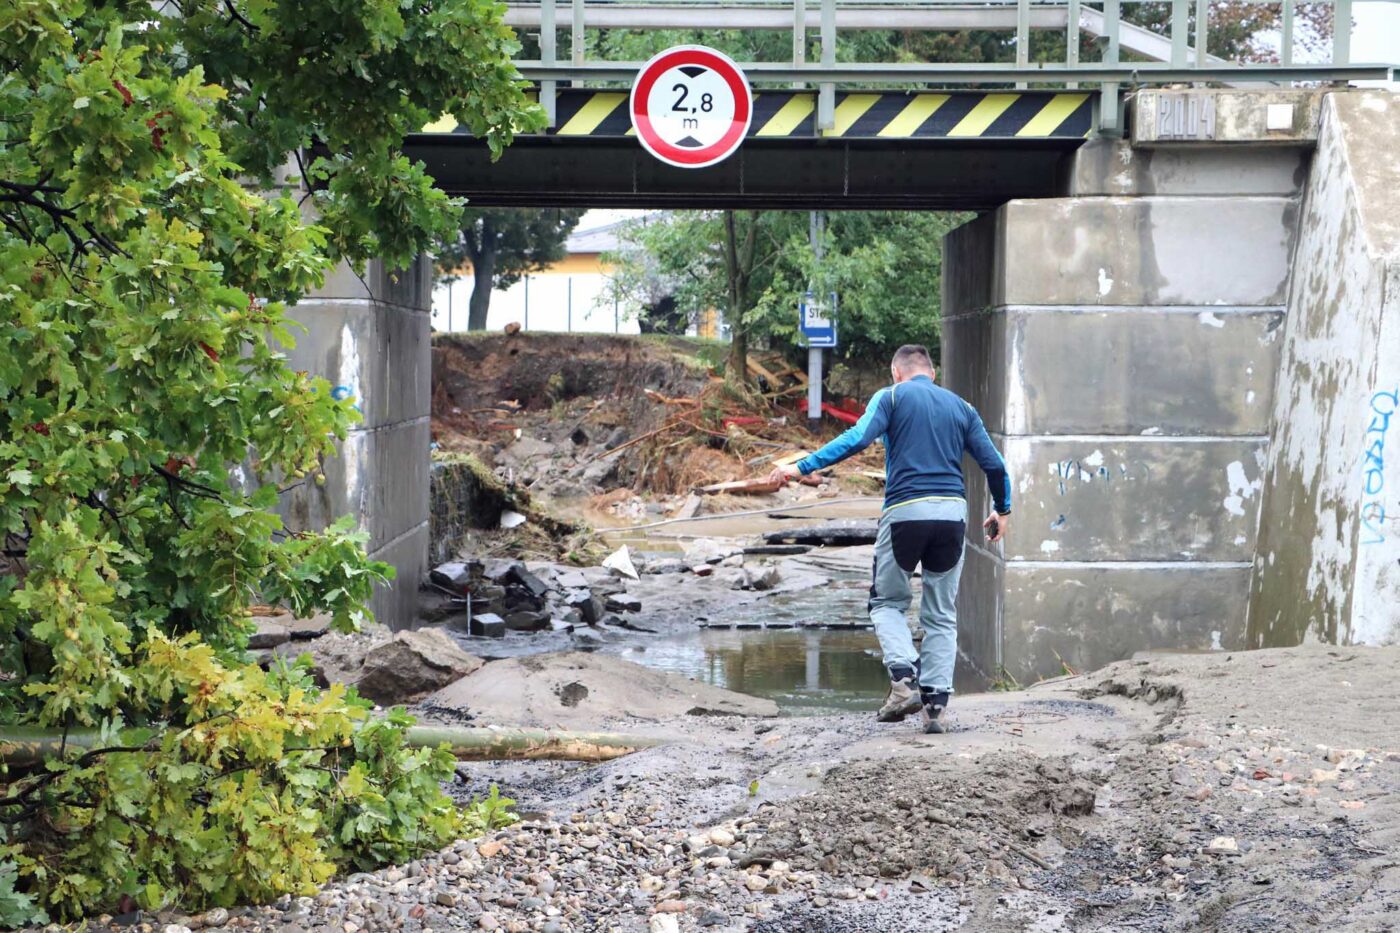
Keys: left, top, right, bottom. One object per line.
{"left": 796, "top": 374, "right": 1011, "bottom": 514}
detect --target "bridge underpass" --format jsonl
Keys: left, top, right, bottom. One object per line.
{"left": 286, "top": 54, "right": 1399, "bottom": 681}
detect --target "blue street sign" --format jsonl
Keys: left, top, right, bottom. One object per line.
{"left": 799, "top": 291, "right": 838, "bottom": 348}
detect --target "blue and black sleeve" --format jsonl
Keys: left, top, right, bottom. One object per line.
{"left": 965, "top": 406, "right": 1012, "bottom": 514}
{"left": 797, "top": 389, "right": 893, "bottom": 474}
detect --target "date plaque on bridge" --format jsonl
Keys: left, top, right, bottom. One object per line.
{"left": 629, "top": 45, "right": 752, "bottom": 169}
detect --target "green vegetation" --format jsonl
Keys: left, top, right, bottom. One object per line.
{"left": 0, "top": 0, "right": 537, "bottom": 923}
{"left": 607, "top": 211, "right": 968, "bottom": 381}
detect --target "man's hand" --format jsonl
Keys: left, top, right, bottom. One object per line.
{"left": 767, "top": 463, "right": 802, "bottom": 486}
{"left": 983, "top": 512, "right": 1009, "bottom": 543}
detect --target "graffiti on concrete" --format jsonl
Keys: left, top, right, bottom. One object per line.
{"left": 1361, "top": 388, "right": 1396, "bottom": 545}
{"left": 331, "top": 383, "right": 363, "bottom": 413}
{"left": 1047, "top": 453, "right": 1151, "bottom": 496}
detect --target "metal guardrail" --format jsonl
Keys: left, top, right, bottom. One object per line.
{"left": 512, "top": 0, "right": 1394, "bottom": 135}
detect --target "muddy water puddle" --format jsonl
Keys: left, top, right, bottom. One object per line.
{"left": 612, "top": 627, "right": 887, "bottom": 714}
{"left": 604, "top": 556, "right": 893, "bottom": 714}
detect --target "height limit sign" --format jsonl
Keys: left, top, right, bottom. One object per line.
{"left": 630, "top": 46, "right": 752, "bottom": 169}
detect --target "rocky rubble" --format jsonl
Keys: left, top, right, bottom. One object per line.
{"left": 422, "top": 541, "right": 786, "bottom": 636}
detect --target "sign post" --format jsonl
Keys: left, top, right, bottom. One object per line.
{"left": 799, "top": 289, "right": 837, "bottom": 429}
{"left": 629, "top": 46, "right": 753, "bottom": 169}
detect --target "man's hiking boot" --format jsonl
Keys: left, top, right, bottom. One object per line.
{"left": 921, "top": 691, "right": 950, "bottom": 734}
{"left": 876, "top": 669, "right": 922, "bottom": 722}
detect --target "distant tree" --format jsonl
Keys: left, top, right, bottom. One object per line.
{"left": 436, "top": 209, "right": 586, "bottom": 330}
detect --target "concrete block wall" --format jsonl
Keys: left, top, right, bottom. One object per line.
{"left": 1248, "top": 91, "right": 1400, "bottom": 647}
{"left": 278, "top": 257, "right": 433, "bottom": 629}
{"left": 942, "top": 138, "right": 1306, "bottom": 685}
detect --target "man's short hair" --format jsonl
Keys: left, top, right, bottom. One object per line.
{"left": 891, "top": 344, "right": 934, "bottom": 372}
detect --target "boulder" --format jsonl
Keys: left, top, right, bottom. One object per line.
{"left": 429, "top": 560, "right": 480, "bottom": 592}
{"left": 504, "top": 610, "right": 549, "bottom": 632}
{"left": 355, "top": 628, "right": 484, "bottom": 705}
{"left": 644, "top": 558, "right": 688, "bottom": 575}
{"left": 482, "top": 558, "right": 525, "bottom": 583}
{"left": 565, "top": 591, "right": 604, "bottom": 625}
{"left": 507, "top": 565, "right": 552, "bottom": 599}
{"left": 683, "top": 539, "right": 741, "bottom": 566}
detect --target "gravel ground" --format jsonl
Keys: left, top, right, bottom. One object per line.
{"left": 59, "top": 644, "right": 1400, "bottom": 933}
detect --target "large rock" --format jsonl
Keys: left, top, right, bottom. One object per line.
{"left": 426, "top": 652, "right": 779, "bottom": 725}
{"left": 355, "top": 628, "right": 484, "bottom": 705}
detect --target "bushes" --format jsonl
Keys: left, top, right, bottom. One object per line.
{"left": 0, "top": 0, "right": 536, "bottom": 922}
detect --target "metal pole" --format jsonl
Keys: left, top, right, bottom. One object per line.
{"left": 818, "top": 0, "right": 835, "bottom": 131}
{"left": 1015, "top": 0, "right": 1030, "bottom": 89}
{"left": 541, "top": 0, "right": 557, "bottom": 126}
{"left": 1066, "top": 0, "right": 1080, "bottom": 89}
{"left": 1193, "top": 0, "right": 1208, "bottom": 68}
{"left": 1101, "top": 0, "right": 1121, "bottom": 135}
{"left": 792, "top": 0, "right": 806, "bottom": 89}
{"left": 1170, "top": 0, "right": 1188, "bottom": 67}
{"left": 807, "top": 211, "right": 824, "bottom": 431}
{"left": 570, "top": 0, "right": 584, "bottom": 88}
{"left": 1334, "top": 0, "right": 1352, "bottom": 65}
{"left": 1281, "top": 0, "right": 1295, "bottom": 67}
{"left": 524, "top": 274, "right": 530, "bottom": 330}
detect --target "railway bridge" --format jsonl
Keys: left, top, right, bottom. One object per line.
{"left": 282, "top": 0, "right": 1400, "bottom": 682}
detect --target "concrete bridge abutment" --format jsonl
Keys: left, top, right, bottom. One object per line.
{"left": 943, "top": 88, "right": 1399, "bottom": 684}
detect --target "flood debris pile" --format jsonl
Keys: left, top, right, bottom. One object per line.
{"left": 430, "top": 333, "right": 885, "bottom": 529}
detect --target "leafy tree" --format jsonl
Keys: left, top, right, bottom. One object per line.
{"left": 0, "top": 0, "right": 535, "bottom": 921}
{"left": 435, "top": 208, "right": 586, "bottom": 330}
{"left": 609, "top": 211, "right": 964, "bottom": 382}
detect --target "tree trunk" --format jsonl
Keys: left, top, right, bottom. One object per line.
{"left": 467, "top": 244, "right": 496, "bottom": 331}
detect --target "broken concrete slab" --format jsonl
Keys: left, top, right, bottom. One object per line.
{"left": 763, "top": 521, "right": 878, "bottom": 546}
{"left": 605, "top": 594, "right": 642, "bottom": 613}
{"left": 425, "top": 652, "right": 779, "bottom": 726}
{"left": 468, "top": 613, "right": 506, "bottom": 638}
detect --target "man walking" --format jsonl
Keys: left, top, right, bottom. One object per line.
{"left": 769, "top": 345, "right": 1011, "bottom": 734}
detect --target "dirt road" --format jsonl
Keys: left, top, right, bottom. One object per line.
{"left": 214, "top": 643, "right": 1400, "bottom": 932}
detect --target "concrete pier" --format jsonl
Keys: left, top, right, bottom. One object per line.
{"left": 278, "top": 258, "right": 434, "bottom": 628}
{"left": 942, "top": 100, "right": 1315, "bottom": 684}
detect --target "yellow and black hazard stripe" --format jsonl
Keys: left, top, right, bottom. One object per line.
{"left": 422, "top": 89, "right": 1092, "bottom": 139}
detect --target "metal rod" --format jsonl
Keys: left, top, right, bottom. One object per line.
{"left": 1170, "top": 0, "right": 1188, "bottom": 67}
{"left": 1015, "top": 0, "right": 1030, "bottom": 88}
{"left": 807, "top": 211, "right": 824, "bottom": 428}
{"left": 793, "top": 0, "right": 806, "bottom": 89}
{"left": 1102, "top": 0, "right": 1121, "bottom": 134}
{"left": 541, "top": 0, "right": 557, "bottom": 125}
{"left": 571, "top": 0, "right": 584, "bottom": 88}
{"left": 818, "top": 0, "right": 835, "bottom": 130}
{"left": 1194, "top": 0, "right": 1208, "bottom": 68}
{"left": 1066, "top": 0, "right": 1081, "bottom": 88}
{"left": 1334, "top": 0, "right": 1352, "bottom": 65}
{"left": 1282, "top": 0, "right": 1295, "bottom": 67}
{"left": 510, "top": 61, "right": 1393, "bottom": 84}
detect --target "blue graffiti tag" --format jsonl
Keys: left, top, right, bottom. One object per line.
{"left": 1361, "top": 388, "right": 1396, "bottom": 545}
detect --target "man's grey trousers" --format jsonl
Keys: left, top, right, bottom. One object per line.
{"left": 868, "top": 498, "right": 967, "bottom": 693}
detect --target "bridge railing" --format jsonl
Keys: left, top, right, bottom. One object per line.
{"left": 506, "top": 0, "right": 1393, "bottom": 133}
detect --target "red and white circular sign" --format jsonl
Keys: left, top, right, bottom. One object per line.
{"left": 630, "top": 45, "right": 752, "bottom": 169}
